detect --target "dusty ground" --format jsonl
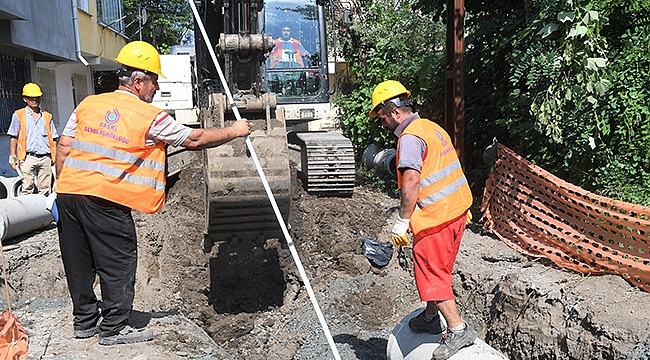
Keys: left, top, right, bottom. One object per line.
{"left": 2, "top": 150, "right": 650, "bottom": 359}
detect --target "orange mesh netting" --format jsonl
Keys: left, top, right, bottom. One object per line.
{"left": 0, "top": 238, "right": 28, "bottom": 359}
{"left": 0, "top": 311, "right": 27, "bottom": 360}
{"left": 481, "top": 143, "right": 650, "bottom": 292}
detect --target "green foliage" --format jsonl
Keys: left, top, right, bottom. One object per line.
{"left": 332, "top": 0, "right": 446, "bottom": 158}
{"left": 502, "top": 0, "right": 650, "bottom": 205}
{"left": 123, "top": 0, "right": 192, "bottom": 54}
{"left": 413, "top": 0, "right": 650, "bottom": 206}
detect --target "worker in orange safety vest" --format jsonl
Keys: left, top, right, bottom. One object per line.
{"left": 369, "top": 80, "right": 477, "bottom": 360}
{"left": 8, "top": 82, "right": 59, "bottom": 195}
{"left": 54, "top": 41, "right": 250, "bottom": 346}
{"left": 268, "top": 25, "right": 311, "bottom": 68}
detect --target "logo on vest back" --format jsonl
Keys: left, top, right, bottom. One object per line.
{"left": 104, "top": 108, "right": 120, "bottom": 124}
{"left": 436, "top": 130, "right": 453, "bottom": 156}
{"left": 435, "top": 130, "right": 444, "bottom": 141}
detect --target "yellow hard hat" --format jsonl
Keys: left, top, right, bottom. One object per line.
{"left": 369, "top": 80, "right": 411, "bottom": 118}
{"left": 115, "top": 41, "right": 165, "bottom": 78}
{"left": 22, "top": 83, "right": 43, "bottom": 97}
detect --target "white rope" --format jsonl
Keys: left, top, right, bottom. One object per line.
{"left": 187, "top": 2, "right": 341, "bottom": 359}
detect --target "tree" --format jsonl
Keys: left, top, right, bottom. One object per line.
{"left": 123, "top": 0, "right": 193, "bottom": 54}
{"left": 413, "top": 0, "right": 650, "bottom": 205}
{"left": 331, "top": 0, "right": 446, "bottom": 156}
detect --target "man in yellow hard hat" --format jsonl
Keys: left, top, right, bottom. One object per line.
{"left": 370, "top": 80, "right": 476, "bottom": 360}
{"left": 8, "top": 82, "right": 59, "bottom": 195}
{"left": 54, "top": 41, "right": 250, "bottom": 346}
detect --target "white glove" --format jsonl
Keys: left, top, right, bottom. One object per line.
{"left": 390, "top": 216, "right": 410, "bottom": 247}
{"left": 46, "top": 192, "right": 59, "bottom": 224}
{"left": 9, "top": 155, "right": 18, "bottom": 170}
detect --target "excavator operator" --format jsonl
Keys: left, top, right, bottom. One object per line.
{"left": 268, "top": 25, "right": 311, "bottom": 69}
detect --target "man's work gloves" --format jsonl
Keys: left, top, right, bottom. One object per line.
{"left": 9, "top": 155, "right": 18, "bottom": 170}
{"left": 391, "top": 216, "right": 410, "bottom": 247}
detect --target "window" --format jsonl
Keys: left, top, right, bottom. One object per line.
{"left": 98, "top": 0, "right": 125, "bottom": 33}
{"left": 0, "top": 55, "right": 30, "bottom": 134}
{"left": 77, "top": 0, "right": 89, "bottom": 12}
{"left": 72, "top": 74, "right": 89, "bottom": 108}
{"left": 264, "top": 0, "right": 324, "bottom": 99}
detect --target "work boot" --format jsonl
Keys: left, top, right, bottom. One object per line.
{"left": 74, "top": 316, "right": 102, "bottom": 339}
{"left": 73, "top": 325, "right": 100, "bottom": 339}
{"left": 408, "top": 310, "right": 444, "bottom": 335}
{"left": 98, "top": 325, "right": 154, "bottom": 346}
{"left": 432, "top": 324, "right": 477, "bottom": 360}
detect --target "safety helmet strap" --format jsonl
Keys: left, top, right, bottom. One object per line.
{"left": 373, "top": 96, "right": 412, "bottom": 116}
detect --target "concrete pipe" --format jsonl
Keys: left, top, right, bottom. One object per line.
{"left": 362, "top": 144, "right": 397, "bottom": 177}
{"left": 0, "top": 194, "right": 53, "bottom": 242}
{"left": 0, "top": 176, "right": 23, "bottom": 198}
{"left": 0, "top": 178, "right": 7, "bottom": 199}
{"left": 387, "top": 308, "right": 508, "bottom": 359}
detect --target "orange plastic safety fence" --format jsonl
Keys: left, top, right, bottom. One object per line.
{"left": 0, "top": 310, "right": 28, "bottom": 360}
{"left": 481, "top": 143, "right": 650, "bottom": 292}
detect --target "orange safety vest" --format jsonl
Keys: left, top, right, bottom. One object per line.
{"left": 55, "top": 92, "right": 167, "bottom": 214}
{"left": 15, "top": 108, "right": 57, "bottom": 161}
{"left": 396, "top": 118, "right": 472, "bottom": 239}
{"left": 269, "top": 38, "right": 305, "bottom": 68}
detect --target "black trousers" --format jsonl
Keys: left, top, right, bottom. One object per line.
{"left": 57, "top": 193, "right": 137, "bottom": 336}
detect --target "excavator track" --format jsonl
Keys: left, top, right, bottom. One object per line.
{"left": 288, "top": 131, "right": 355, "bottom": 195}
{"left": 201, "top": 94, "right": 290, "bottom": 251}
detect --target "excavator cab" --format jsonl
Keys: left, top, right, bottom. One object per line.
{"left": 264, "top": 0, "right": 325, "bottom": 100}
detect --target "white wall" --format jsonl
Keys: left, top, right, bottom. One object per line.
{"left": 39, "top": 62, "right": 94, "bottom": 131}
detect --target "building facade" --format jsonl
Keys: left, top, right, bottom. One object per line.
{"left": 0, "top": 0, "right": 126, "bottom": 180}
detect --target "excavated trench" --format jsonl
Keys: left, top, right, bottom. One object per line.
{"left": 137, "top": 160, "right": 650, "bottom": 360}
{"left": 2, "top": 159, "right": 649, "bottom": 359}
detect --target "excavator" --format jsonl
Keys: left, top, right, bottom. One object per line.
{"left": 166, "top": 0, "right": 355, "bottom": 251}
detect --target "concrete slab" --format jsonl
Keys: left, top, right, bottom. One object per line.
{"left": 387, "top": 308, "right": 508, "bottom": 360}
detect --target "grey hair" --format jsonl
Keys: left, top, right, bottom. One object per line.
{"left": 118, "top": 70, "right": 150, "bottom": 87}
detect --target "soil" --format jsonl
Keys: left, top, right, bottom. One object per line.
{"left": 2, "top": 150, "right": 650, "bottom": 360}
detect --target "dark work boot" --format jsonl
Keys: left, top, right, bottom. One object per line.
{"left": 73, "top": 325, "right": 100, "bottom": 339}
{"left": 408, "top": 310, "right": 445, "bottom": 335}
{"left": 98, "top": 325, "right": 154, "bottom": 346}
{"left": 74, "top": 316, "right": 102, "bottom": 339}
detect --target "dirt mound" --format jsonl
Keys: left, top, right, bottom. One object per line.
{"left": 1, "top": 154, "right": 649, "bottom": 359}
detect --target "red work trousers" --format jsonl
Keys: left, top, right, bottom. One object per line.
{"left": 412, "top": 212, "right": 467, "bottom": 301}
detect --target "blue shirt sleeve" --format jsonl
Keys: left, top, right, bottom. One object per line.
{"left": 50, "top": 117, "right": 59, "bottom": 139}
{"left": 7, "top": 113, "right": 19, "bottom": 137}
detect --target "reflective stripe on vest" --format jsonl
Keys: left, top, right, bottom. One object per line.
{"left": 55, "top": 92, "right": 166, "bottom": 213}
{"left": 67, "top": 140, "right": 165, "bottom": 192}
{"left": 71, "top": 140, "right": 166, "bottom": 173}
{"left": 15, "top": 108, "right": 57, "bottom": 161}
{"left": 397, "top": 118, "right": 472, "bottom": 237}
{"left": 417, "top": 160, "right": 468, "bottom": 209}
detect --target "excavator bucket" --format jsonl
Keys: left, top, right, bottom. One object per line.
{"left": 201, "top": 93, "right": 290, "bottom": 252}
